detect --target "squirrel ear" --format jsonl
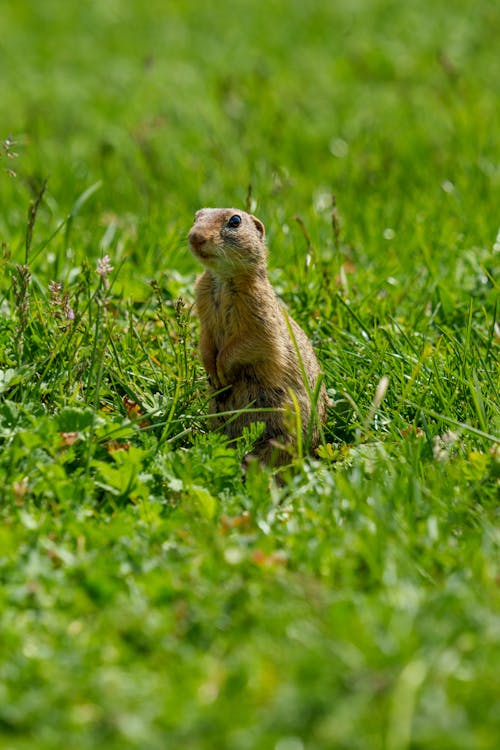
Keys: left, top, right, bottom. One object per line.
{"left": 251, "top": 215, "right": 265, "bottom": 239}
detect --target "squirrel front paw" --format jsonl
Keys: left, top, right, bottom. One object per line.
{"left": 203, "top": 358, "right": 221, "bottom": 390}
{"left": 216, "top": 352, "right": 230, "bottom": 386}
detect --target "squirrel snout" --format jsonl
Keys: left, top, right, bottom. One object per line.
{"left": 188, "top": 229, "right": 208, "bottom": 252}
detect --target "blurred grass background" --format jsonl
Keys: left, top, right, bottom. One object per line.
{"left": 2, "top": 0, "right": 499, "bottom": 265}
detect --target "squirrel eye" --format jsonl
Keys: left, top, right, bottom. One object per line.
{"left": 227, "top": 215, "right": 242, "bottom": 228}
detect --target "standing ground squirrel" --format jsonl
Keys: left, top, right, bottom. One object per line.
{"left": 188, "top": 207, "right": 328, "bottom": 466}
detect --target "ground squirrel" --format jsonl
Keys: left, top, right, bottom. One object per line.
{"left": 188, "top": 207, "right": 328, "bottom": 466}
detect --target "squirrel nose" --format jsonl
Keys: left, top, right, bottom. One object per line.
{"left": 188, "top": 229, "right": 206, "bottom": 250}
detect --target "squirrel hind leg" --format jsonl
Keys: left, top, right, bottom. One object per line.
{"left": 243, "top": 436, "right": 292, "bottom": 469}
{"left": 241, "top": 441, "right": 291, "bottom": 488}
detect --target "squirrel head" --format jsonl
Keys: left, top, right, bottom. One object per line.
{"left": 188, "top": 208, "right": 267, "bottom": 276}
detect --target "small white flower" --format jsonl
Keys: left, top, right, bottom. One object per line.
{"left": 96, "top": 255, "right": 114, "bottom": 280}
{"left": 433, "top": 431, "right": 459, "bottom": 461}
{"left": 96, "top": 255, "right": 114, "bottom": 290}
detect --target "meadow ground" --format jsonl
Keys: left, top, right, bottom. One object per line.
{"left": 0, "top": 1, "right": 499, "bottom": 748}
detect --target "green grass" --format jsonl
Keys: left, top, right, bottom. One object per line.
{"left": 0, "top": 0, "right": 499, "bottom": 748}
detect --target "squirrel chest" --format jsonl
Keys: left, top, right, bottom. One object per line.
{"left": 197, "top": 272, "right": 280, "bottom": 357}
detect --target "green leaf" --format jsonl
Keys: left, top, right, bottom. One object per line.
{"left": 187, "top": 484, "right": 217, "bottom": 520}
{"left": 56, "top": 407, "right": 95, "bottom": 433}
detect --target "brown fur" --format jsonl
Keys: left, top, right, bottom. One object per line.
{"left": 188, "top": 207, "right": 328, "bottom": 466}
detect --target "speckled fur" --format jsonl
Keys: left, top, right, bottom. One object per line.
{"left": 188, "top": 207, "right": 328, "bottom": 465}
